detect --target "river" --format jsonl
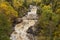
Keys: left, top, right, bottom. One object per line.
{"left": 10, "top": 5, "right": 38, "bottom": 40}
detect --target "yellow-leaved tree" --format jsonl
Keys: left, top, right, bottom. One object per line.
{"left": 0, "top": 2, "right": 18, "bottom": 20}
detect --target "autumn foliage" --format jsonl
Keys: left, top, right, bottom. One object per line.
{"left": 0, "top": 0, "right": 60, "bottom": 40}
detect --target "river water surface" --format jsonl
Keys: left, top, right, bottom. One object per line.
{"left": 10, "top": 5, "right": 38, "bottom": 40}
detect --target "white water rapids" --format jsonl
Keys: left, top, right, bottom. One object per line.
{"left": 10, "top": 5, "right": 38, "bottom": 40}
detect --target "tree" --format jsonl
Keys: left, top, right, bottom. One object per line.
{"left": 0, "top": 2, "right": 18, "bottom": 22}
{"left": 0, "top": 13, "right": 12, "bottom": 40}
{"left": 36, "top": 5, "right": 59, "bottom": 40}
{"left": 12, "top": 0, "right": 24, "bottom": 10}
{"left": 52, "top": 0, "right": 60, "bottom": 12}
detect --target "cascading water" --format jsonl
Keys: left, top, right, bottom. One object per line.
{"left": 10, "top": 5, "right": 38, "bottom": 40}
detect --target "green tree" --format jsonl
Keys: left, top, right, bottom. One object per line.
{"left": 36, "top": 5, "right": 59, "bottom": 40}
{"left": 0, "top": 13, "right": 12, "bottom": 40}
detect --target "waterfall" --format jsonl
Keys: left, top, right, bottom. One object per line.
{"left": 10, "top": 5, "right": 38, "bottom": 40}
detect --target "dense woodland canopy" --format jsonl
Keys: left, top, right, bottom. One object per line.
{"left": 0, "top": 0, "right": 60, "bottom": 40}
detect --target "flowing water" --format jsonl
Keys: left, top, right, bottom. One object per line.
{"left": 10, "top": 5, "right": 38, "bottom": 40}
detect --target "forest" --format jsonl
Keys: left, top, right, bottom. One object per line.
{"left": 0, "top": 0, "right": 60, "bottom": 40}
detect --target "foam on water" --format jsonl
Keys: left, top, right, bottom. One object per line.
{"left": 10, "top": 5, "right": 38, "bottom": 40}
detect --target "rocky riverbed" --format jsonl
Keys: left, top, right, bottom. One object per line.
{"left": 10, "top": 5, "right": 38, "bottom": 40}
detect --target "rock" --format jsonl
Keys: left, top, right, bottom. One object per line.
{"left": 16, "top": 18, "right": 23, "bottom": 23}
